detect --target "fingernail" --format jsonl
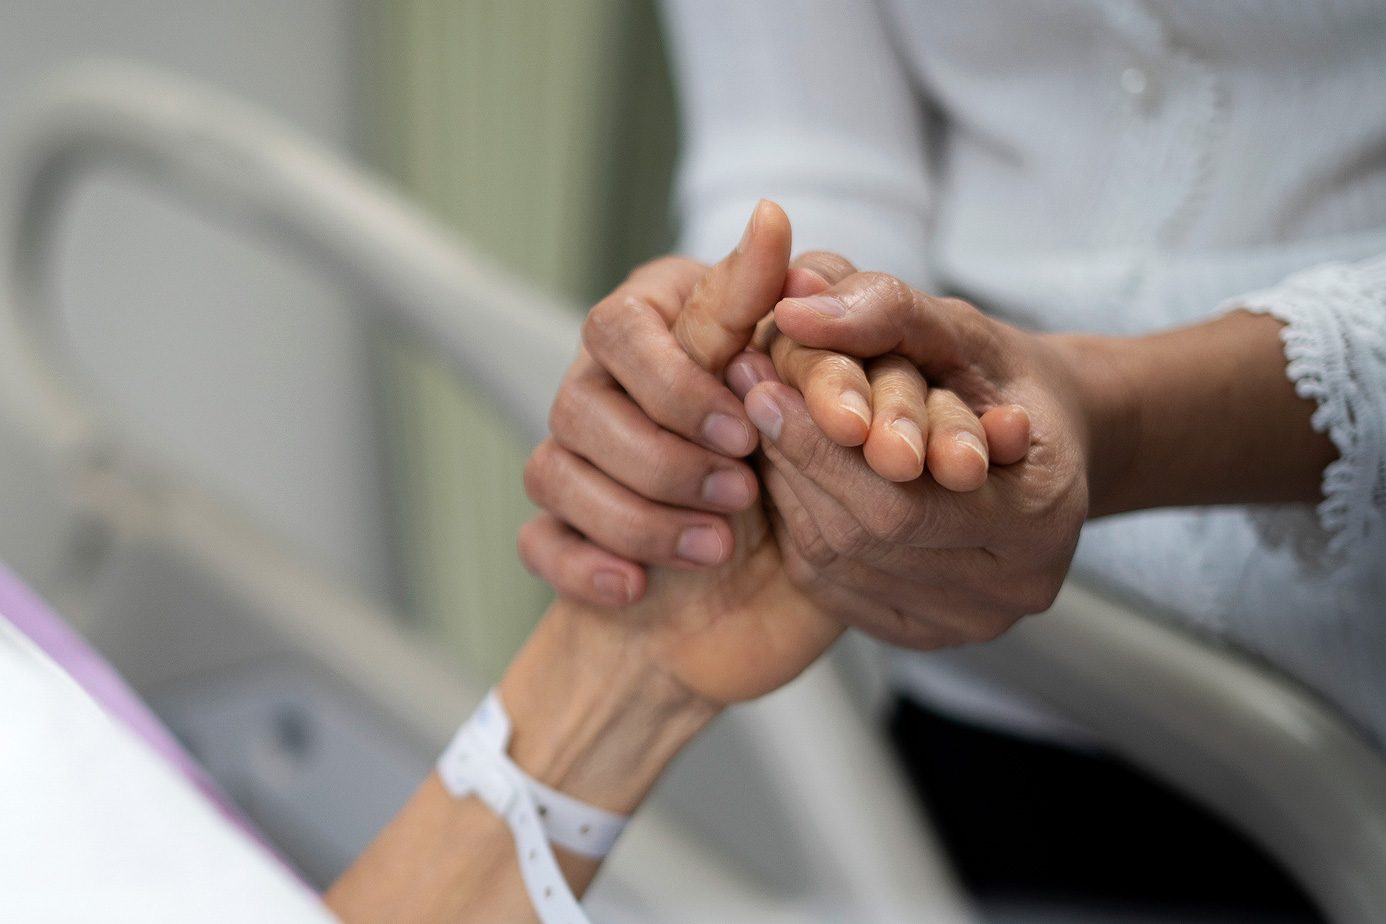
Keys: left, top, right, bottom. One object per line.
{"left": 593, "top": 570, "right": 633, "bottom": 604}
{"left": 745, "top": 390, "right": 783, "bottom": 441}
{"left": 890, "top": 418, "right": 924, "bottom": 465}
{"left": 736, "top": 199, "right": 766, "bottom": 254}
{"left": 727, "top": 358, "right": 766, "bottom": 398}
{"left": 702, "top": 469, "right": 752, "bottom": 509}
{"left": 702, "top": 412, "right": 751, "bottom": 455}
{"left": 956, "top": 431, "right": 989, "bottom": 467}
{"left": 791, "top": 295, "right": 846, "bottom": 318}
{"left": 677, "top": 525, "right": 726, "bottom": 565}
{"left": 839, "top": 391, "right": 870, "bottom": 427}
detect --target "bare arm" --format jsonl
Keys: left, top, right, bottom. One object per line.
{"left": 1063, "top": 309, "right": 1335, "bottom": 517}
{"left": 325, "top": 599, "right": 716, "bottom": 922}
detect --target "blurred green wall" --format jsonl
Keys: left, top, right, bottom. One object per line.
{"left": 364, "top": 0, "right": 678, "bottom": 677}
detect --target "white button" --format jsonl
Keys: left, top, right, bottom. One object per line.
{"left": 1120, "top": 66, "right": 1149, "bottom": 98}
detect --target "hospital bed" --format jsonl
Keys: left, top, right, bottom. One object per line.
{"left": 0, "top": 62, "right": 1382, "bottom": 923}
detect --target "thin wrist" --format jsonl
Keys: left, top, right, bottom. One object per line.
{"left": 498, "top": 599, "right": 720, "bottom": 815}
{"left": 1043, "top": 332, "right": 1143, "bottom": 518}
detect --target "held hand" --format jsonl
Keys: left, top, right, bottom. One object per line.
{"left": 731, "top": 254, "right": 1032, "bottom": 487}
{"left": 523, "top": 203, "right": 1024, "bottom": 609}
{"left": 518, "top": 202, "right": 801, "bottom": 607}
{"left": 524, "top": 202, "right": 841, "bottom": 706}
{"left": 745, "top": 273, "right": 1094, "bottom": 649}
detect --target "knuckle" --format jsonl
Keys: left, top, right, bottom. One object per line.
{"left": 642, "top": 443, "right": 689, "bottom": 500}
{"left": 787, "top": 506, "right": 837, "bottom": 571}
{"left": 822, "top": 513, "right": 870, "bottom": 559}
{"left": 612, "top": 503, "right": 673, "bottom": 562}
{"left": 794, "top": 250, "right": 857, "bottom": 282}
{"left": 875, "top": 353, "right": 917, "bottom": 376}
{"left": 629, "top": 254, "right": 700, "bottom": 284}
{"left": 989, "top": 573, "right": 1060, "bottom": 619}
{"left": 581, "top": 296, "right": 623, "bottom": 356}
{"left": 962, "top": 613, "right": 1012, "bottom": 645}
{"left": 643, "top": 359, "right": 698, "bottom": 427}
{"left": 813, "top": 352, "right": 863, "bottom": 386}
{"left": 522, "top": 440, "right": 558, "bottom": 507}
{"left": 862, "top": 493, "right": 916, "bottom": 545}
{"left": 546, "top": 382, "right": 585, "bottom": 444}
{"left": 940, "top": 296, "right": 982, "bottom": 324}
{"left": 856, "top": 271, "right": 914, "bottom": 314}
{"left": 515, "top": 521, "right": 540, "bottom": 574}
{"left": 1017, "top": 572, "right": 1065, "bottom": 615}
{"left": 794, "top": 425, "right": 841, "bottom": 477}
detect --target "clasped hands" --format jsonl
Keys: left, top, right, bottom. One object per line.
{"left": 521, "top": 200, "right": 1099, "bottom": 707}
{"left": 328, "top": 200, "right": 1109, "bottom": 920}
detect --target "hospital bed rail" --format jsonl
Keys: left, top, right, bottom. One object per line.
{"left": 0, "top": 61, "right": 968, "bottom": 922}
{"left": 6, "top": 60, "right": 1386, "bottom": 923}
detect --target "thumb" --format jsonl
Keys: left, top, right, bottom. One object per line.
{"left": 773, "top": 272, "right": 995, "bottom": 376}
{"left": 672, "top": 199, "right": 792, "bottom": 374}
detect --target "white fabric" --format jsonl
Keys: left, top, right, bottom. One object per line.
{"left": 0, "top": 617, "right": 335, "bottom": 923}
{"left": 661, "top": 0, "right": 1386, "bottom": 745}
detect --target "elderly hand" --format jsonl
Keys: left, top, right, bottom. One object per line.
{"left": 735, "top": 270, "right": 1104, "bottom": 649}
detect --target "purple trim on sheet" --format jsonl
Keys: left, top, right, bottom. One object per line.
{"left": 0, "top": 561, "right": 300, "bottom": 879}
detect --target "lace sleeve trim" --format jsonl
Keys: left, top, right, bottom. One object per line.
{"left": 1222, "top": 256, "right": 1386, "bottom": 568}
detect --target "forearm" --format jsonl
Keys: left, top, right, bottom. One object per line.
{"left": 1057, "top": 310, "right": 1336, "bottom": 518}
{"left": 326, "top": 600, "right": 718, "bottom": 922}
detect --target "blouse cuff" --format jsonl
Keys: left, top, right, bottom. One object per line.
{"left": 1222, "top": 254, "right": 1386, "bottom": 568}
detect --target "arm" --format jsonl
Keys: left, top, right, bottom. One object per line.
{"left": 734, "top": 262, "right": 1366, "bottom": 651}
{"left": 1063, "top": 309, "right": 1334, "bottom": 517}
{"left": 328, "top": 216, "right": 845, "bottom": 922}
{"left": 325, "top": 600, "right": 717, "bottom": 921}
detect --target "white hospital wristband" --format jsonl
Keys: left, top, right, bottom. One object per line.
{"left": 458, "top": 691, "right": 630, "bottom": 858}
{"left": 436, "top": 691, "right": 631, "bottom": 923}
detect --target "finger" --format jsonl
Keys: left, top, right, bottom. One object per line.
{"left": 763, "top": 250, "right": 872, "bottom": 446}
{"left": 767, "top": 501, "right": 989, "bottom": 649}
{"left": 981, "top": 404, "right": 1032, "bottom": 465}
{"left": 924, "top": 388, "right": 990, "bottom": 492}
{"left": 524, "top": 438, "right": 733, "bottom": 567}
{"left": 784, "top": 251, "right": 858, "bottom": 297}
{"left": 726, "top": 349, "right": 779, "bottom": 400}
{"left": 765, "top": 448, "right": 981, "bottom": 584}
{"left": 517, "top": 514, "right": 647, "bottom": 607}
{"left": 784, "top": 266, "right": 830, "bottom": 299}
{"left": 745, "top": 381, "right": 993, "bottom": 549}
{"left": 672, "top": 199, "right": 792, "bottom": 374}
{"left": 550, "top": 379, "right": 757, "bottom": 512}
{"left": 770, "top": 335, "right": 872, "bottom": 447}
{"left": 774, "top": 273, "right": 1000, "bottom": 378}
{"left": 582, "top": 294, "right": 756, "bottom": 456}
{"left": 765, "top": 503, "right": 896, "bottom": 626}
{"left": 621, "top": 255, "right": 709, "bottom": 324}
{"left": 862, "top": 356, "right": 928, "bottom": 482}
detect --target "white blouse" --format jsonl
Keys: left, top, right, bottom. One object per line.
{"left": 661, "top": 0, "right": 1386, "bottom": 745}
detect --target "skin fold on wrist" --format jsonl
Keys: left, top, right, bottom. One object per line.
{"left": 498, "top": 598, "right": 722, "bottom": 816}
